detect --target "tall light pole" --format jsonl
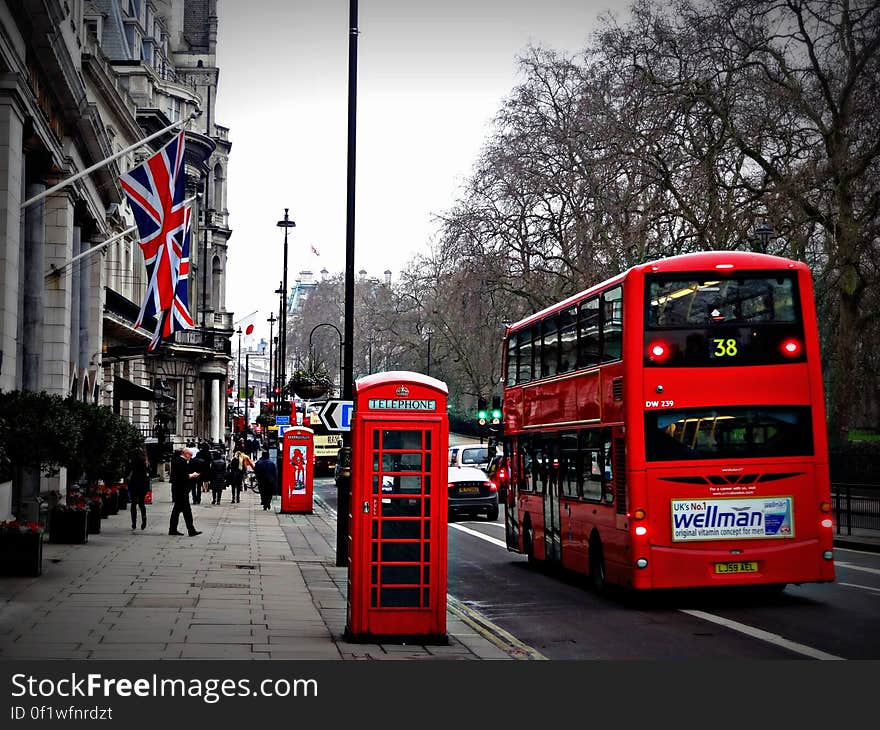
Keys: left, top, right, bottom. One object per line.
{"left": 337, "top": 0, "right": 359, "bottom": 567}
{"left": 423, "top": 326, "right": 434, "bottom": 376}
{"left": 267, "top": 312, "right": 276, "bottom": 410}
{"left": 244, "top": 353, "right": 250, "bottom": 431}
{"left": 277, "top": 209, "right": 296, "bottom": 405}
{"left": 236, "top": 326, "right": 242, "bottom": 427}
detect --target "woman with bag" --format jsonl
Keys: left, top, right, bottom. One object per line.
{"left": 128, "top": 447, "right": 151, "bottom": 530}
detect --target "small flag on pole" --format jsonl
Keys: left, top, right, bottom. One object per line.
{"left": 119, "top": 131, "right": 192, "bottom": 351}
{"left": 310, "top": 244, "right": 320, "bottom": 257}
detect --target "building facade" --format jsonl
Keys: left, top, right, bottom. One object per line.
{"left": 0, "top": 0, "right": 232, "bottom": 520}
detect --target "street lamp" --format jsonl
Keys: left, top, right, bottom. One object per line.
{"left": 267, "top": 312, "right": 276, "bottom": 409}
{"left": 754, "top": 222, "right": 775, "bottom": 254}
{"left": 236, "top": 326, "right": 242, "bottom": 411}
{"left": 277, "top": 209, "right": 296, "bottom": 406}
{"left": 244, "top": 352, "right": 251, "bottom": 431}
{"left": 274, "top": 281, "right": 284, "bottom": 401}
{"left": 423, "top": 326, "right": 434, "bottom": 376}
{"left": 309, "top": 323, "right": 343, "bottom": 396}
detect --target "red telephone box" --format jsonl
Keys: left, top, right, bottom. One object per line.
{"left": 345, "top": 371, "right": 449, "bottom": 644}
{"left": 281, "top": 426, "right": 314, "bottom": 514}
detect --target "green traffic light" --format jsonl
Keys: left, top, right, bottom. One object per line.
{"left": 491, "top": 408, "right": 502, "bottom": 419}
{"left": 477, "top": 410, "right": 487, "bottom": 420}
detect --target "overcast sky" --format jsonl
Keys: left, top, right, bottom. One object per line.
{"left": 215, "top": 0, "right": 624, "bottom": 343}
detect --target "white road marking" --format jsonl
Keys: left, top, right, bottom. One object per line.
{"left": 450, "top": 522, "right": 508, "bottom": 548}
{"left": 837, "top": 582, "right": 880, "bottom": 594}
{"left": 835, "top": 560, "right": 880, "bottom": 575}
{"left": 679, "top": 609, "right": 845, "bottom": 660}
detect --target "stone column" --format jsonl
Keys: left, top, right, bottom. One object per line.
{"left": 21, "top": 182, "right": 45, "bottom": 392}
{"left": 69, "top": 225, "right": 81, "bottom": 396}
{"left": 0, "top": 92, "right": 24, "bottom": 392}
{"left": 210, "top": 377, "right": 221, "bottom": 442}
{"left": 42, "top": 192, "right": 74, "bottom": 395}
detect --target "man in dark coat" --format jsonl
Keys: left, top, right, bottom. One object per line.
{"left": 192, "top": 443, "right": 212, "bottom": 504}
{"left": 169, "top": 447, "right": 202, "bottom": 536}
{"left": 253, "top": 450, "right": 277, "bottom": 511}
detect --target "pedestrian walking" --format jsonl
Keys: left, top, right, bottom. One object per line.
{"left": 127, "top": 447, "right": 151, "bottom": 530}
{"left": 192, "top": 442, "right": 212, "bottom": 504}
{"left": 169, "top": 447, "right": 202, "bottom": 536}
{"left": 226, "top": 446, "right": 253, "bottom": 503}
{"left": 253, "top": 450, "right": 277, "bottom": 511}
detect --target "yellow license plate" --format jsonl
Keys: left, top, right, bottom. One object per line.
{"left": 458, "top": 486, "right": 480, "bottom": 494}
{"left": 715, "top": 561, "right": 758, "bottom": 574}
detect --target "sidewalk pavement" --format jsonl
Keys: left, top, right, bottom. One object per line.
{"left": 0, "top": 480, "right": 515, "bottom": 660}
{"left": 1, "top": 483, "right": 876, "bottom": 662}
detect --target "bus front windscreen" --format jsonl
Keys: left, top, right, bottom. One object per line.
{"left": 644, "top": 406, "right": 814, "bottom": 462}
{"left": 644, "top": 273, "right": 805, "bottom": 366}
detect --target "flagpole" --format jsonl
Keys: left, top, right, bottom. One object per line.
{"left": 21, "top": 110, "right": 201, "bottom": 210}
{"left": 43, "top": 195, "right": 198, "bottom": 278}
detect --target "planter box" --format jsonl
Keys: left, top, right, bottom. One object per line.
{"left": 0, "top": 531, "right": 43, "bottom": 576}
{"left": 100, "top": 498, "right": 111, "bottom": 519}
{"left": 49, "top": 509, "right": 89, "bottom": 544}
{"left": 116, "top": 486, "right": 129, "bottom": 510}
{"left": 87, "top": 503, "right": 102, "bottom": 534}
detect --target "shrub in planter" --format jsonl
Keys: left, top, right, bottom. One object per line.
{"left": 0, "top": 520, "right": 44, "bottom": 577}
{"left": 48, "top": 503, "right": 89, "bottom": 544}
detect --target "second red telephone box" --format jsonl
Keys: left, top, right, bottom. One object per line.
{"left": 281, "top": 426, "right": 314, "bottom": 514}
{"left": 345, "top": 371, "right": 449, "bottom": 644}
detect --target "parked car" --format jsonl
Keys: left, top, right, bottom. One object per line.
{"left": 485, "top": 454, "right": 510, "bottom": 500}
{"left": 447, "top": 465, "right": 499, "bottom": 521}
{"left": 448, "top": 442, "right": 490, "bottom": 470}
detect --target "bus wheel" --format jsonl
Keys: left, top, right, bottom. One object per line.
{"left": 589, "top": 539, "right": 606, "bottom": 595}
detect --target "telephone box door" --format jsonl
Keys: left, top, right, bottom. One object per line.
{"left": 346, "top": 372, "right": 449, "bottom": 643}
{"left": 281, "top": 426, "right": 314, "bottom": 514}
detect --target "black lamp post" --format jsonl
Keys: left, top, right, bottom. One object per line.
{"left": 244, "top": 353, "right": 250, "bottom": 431}
{"left": 274, "top": 281, "right": 284, "bottom": 401}
{"left": 276, "top": 209, "right": 296, "bottom": 405}
{"left": 236, "top": 326, "right": 242, "bottom": 413}
{"left": 267, "top": 312, "right": 276, "bottom": 408}
{"left": 423, "top": 326, "right": 434, "bottom": 376}
{"left": 754, "top": 222, "right": 774, "bottom": 254}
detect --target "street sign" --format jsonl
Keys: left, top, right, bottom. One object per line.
{"left": 319, "top": 399, "right": 353, "bottom": 432}
{"left": 275, "top": 415, "right": 290, "bottom": 426}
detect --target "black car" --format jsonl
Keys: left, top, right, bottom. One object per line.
{"left": 447, "top": 466, "right": 499, "bottom": 521}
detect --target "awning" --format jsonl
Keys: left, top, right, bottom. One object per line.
{"left": 113, "top": 376, "right": 174, "bottom": 403}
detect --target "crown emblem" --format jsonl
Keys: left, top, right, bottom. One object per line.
{"left": 395, "top": 385, "right": 410, "bottom": 397}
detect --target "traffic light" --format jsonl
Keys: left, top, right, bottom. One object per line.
{"left": 491, "top": 395, "right": 502, "bottom": 424}
{"left": 477, "top": 396, "right": 487, "bottom": 424}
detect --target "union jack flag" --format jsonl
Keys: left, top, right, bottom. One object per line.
{"left": 119, "top": 131, "right": 193, "bottom": 351}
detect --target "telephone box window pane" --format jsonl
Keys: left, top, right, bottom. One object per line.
{"left": 423, "top": 496, "right": 431, "bottom": 515}
{"left": 424, "top": 520, "right": 430, "bottom": 539}
{"left": 380, "top": 565, "right": 420, "bottom": 585}
{"left": 382, "top": 430, "right": 422, "bottom": 450}
{"left": 373, "top": 454, "right": 379, "bottom": 472}
{"left": 381, "top": 542, "right": 420, "bottom": 562}
{"left": 422, "top": 588, "right": 430, "bottom": 606}
{"left": 398, "top": 452, "right": 423, "bottom": 471}
{"left": 371, "top": 544, "right": 378, "bottom": 562}
{"left": 371, "top": 565, "right": 378, "bottom": 582}
{"left": 423, "top": 566, "right": 430, "bottom": 583}
{"left": 423, "top": 543, "right": 431, "bottom": 561}
{"left": 381, "top": 520, "right": 421, "bottom": 539}
{"left": 400, "top": 475, "right": 422, "bottom": 493}
{"left": 371, "top": 521, "right": 378, "bottom": 539}
{"left": 423, "top": 475, "right": 431, "bottom": 494}
{"left": 371, "top": 588, "right": 378, "bottom": 607}
{"left": 372, "top": 476, "right": 379, "bottom": 494}
{"left": 382, "top": 497, "right": 421, "bottom": 517}
{"left": 426, "top": 431, "right": 431, "bottom": 449}
{"left": 380, "top": 588, "right": 419, "bottom": 607}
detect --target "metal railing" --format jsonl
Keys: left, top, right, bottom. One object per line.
{"left": 831, "top": 483, "right": 880, "bottom": 535}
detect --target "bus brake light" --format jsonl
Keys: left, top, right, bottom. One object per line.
{"left": 647, "top": 341, "right": 672, "bottom": 363}
{"left": 781, "top": 338, "right": 802, "bottom": 357}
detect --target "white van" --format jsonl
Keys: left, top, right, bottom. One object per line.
{"left": 448, "top": 442, "right": 490, "bottom": 470}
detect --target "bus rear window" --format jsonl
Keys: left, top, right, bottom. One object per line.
{"left": 644, "top": 406, "right": 813, "bottom": 462}
{"left": 644, "top": 274, "right": 805, "bottom": 366}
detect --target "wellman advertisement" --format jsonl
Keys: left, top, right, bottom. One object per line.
{"left": 671, "top": 496, "right": 794, "bottom": 541}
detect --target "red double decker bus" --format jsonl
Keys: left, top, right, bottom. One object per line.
{"left": 501, "top": 251, "right": 835, "bottom": 592}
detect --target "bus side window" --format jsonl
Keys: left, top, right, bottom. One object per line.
{"left": 603, "top": 436, "right": 615, "bottom": 504}
{"left": 602, "top": 286, "right": 623, "bottom": 363}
